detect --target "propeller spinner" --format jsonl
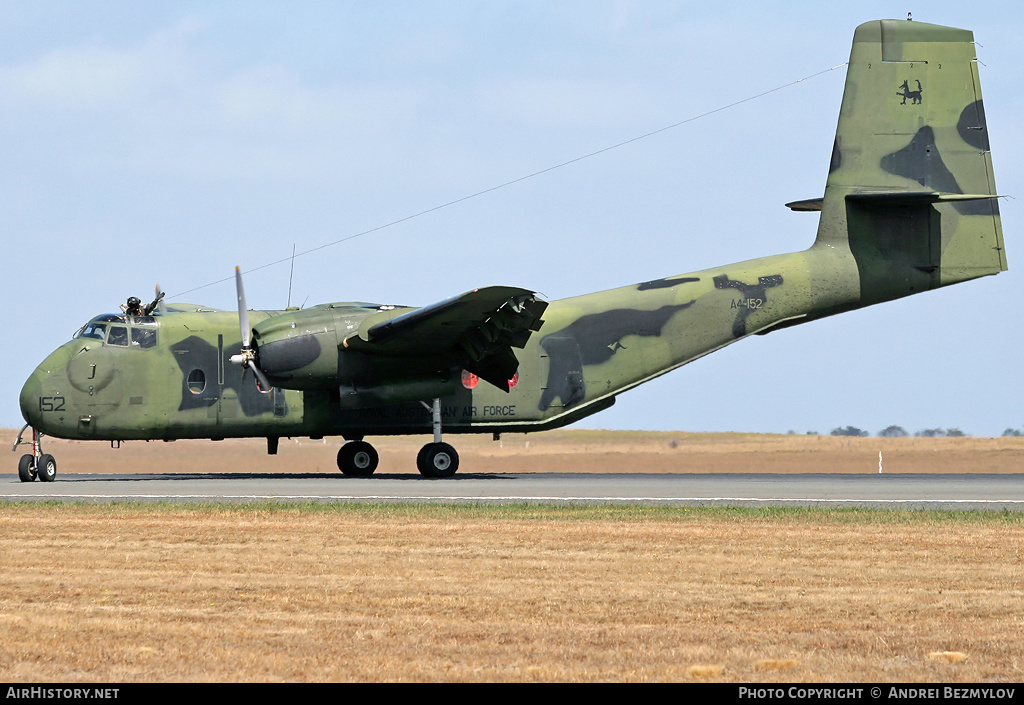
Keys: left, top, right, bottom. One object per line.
{"left": 229, "top": 266, "right": 272, "bottom": 392}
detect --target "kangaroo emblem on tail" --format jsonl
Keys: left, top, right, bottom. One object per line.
{"left": 897, "top": 79, "right": 923, "bottom": 105}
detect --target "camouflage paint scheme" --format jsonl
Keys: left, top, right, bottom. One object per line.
{"left": 18, "top": 20, "right": 1005, "bottom": 474}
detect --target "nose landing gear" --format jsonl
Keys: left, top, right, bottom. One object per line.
{"left": 12, "top": 425, "right": 56, "bottom": 482}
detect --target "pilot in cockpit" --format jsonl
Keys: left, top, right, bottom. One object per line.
{"left": 123, "top": 292, "right": 164, "bottom": 317}
{"left": 125, "top": 296, "right": 143, "bottom": 316}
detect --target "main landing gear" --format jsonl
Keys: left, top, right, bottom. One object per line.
{"left": 13, "top": 425, "right": 56, "bottom": 483}
{"left": 335, "top": 398, "right": 460, "bottom": 478}
{"left": 337, "top": 440, "right": 379, "bottom": 477}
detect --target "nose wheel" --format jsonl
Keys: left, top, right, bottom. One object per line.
{"left": 36, "top": 454, "right": 57, "bottom": 482}
{"left": 18, "top": 454, "right": 36, "bottom": 482}
{"left": 13, "top": 426, "right": 56, "bottom": 482}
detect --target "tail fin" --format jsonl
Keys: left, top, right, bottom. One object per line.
{"left": 815, "top": 19, "right": 1005, "bottom": 306}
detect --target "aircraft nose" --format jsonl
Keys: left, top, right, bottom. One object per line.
{"left": 19, "top": 371, "right": 42, "bottom": 427}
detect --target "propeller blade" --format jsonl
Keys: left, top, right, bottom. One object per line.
{"left": 249, "top": 362, "right": 272, "bottom": 393}
{"left": 235, "top": 266, "right": 251, "bottom": 348}
{"left": 232, "top": 266, "right": 273, "bottom": 393}
{"left": 155, "top": 284, "right": 166, "bottom": 314}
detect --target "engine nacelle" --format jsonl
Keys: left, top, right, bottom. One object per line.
{"left": 252, "top": 307, "right": 344, "bottom": 390}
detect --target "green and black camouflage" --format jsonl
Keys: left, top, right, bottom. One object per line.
{"left": 17, "top": 20, "right": 1004, "bottom": 478}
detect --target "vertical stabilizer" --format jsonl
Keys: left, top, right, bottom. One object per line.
{"left": 816, "top": 19, "right": 1004, "bottom": 306}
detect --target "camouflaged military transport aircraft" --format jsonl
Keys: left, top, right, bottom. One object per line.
{"left": 15, "top": 19, "right": 1005, "bottom": 480}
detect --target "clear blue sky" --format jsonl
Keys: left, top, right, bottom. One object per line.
{"left": 3, "top": 1, "right": 1022, "bottom": 436}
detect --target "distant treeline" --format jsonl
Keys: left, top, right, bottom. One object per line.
{"left": 809, "top": 425, "right": 1024, "bottom": 438}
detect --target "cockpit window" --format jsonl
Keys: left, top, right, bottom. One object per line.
{"left": 107, "top": 326, "right": 129, "bottom": 347}
{"left": 77, "top": 322, "right": 107, "bottom": 341}
{"left": 74, "top": 314, "right": 158, "bottom": 348}
{"left": 96, "top": 314, "right": 128, "bottom": 324}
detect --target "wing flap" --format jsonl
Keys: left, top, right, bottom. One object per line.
{"left": 343, "top": 286, "right": 547, "bottom": 391}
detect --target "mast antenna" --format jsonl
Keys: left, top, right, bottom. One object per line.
{"left": 286, "top": 243, "right": 296, "bottom": 308}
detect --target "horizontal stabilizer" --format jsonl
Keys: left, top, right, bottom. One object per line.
{"left": 786, "top": 198, "right": 823, "bottom": 212}
{"left": 845, "top": 191, "right": 1002, "bottom": 206}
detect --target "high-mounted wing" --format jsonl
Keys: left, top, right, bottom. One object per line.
{"left": 343, "top": 286, "right": 547, "bottom": 391}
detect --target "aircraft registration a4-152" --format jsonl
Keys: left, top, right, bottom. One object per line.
{"left": 14, "top": 19, "right": 1005, "bottom": 480}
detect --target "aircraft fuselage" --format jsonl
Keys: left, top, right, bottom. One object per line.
{"left": 21, "top": 248, "right": 826, "bottom": 444}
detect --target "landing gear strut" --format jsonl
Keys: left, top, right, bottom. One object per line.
{"left": 416, "top": 398, "right": 459, "bottom": 478}
{"left": 13, "top": 425, "right": 56, "bottom": 483}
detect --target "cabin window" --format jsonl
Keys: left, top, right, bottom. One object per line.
{"left": 107, "top": 326, "right": 129, "bottom": 347}
{"left": 131, "top": 327, "right": 157, "bottom": 349}
{"left": 187, "top": 369, "right": 206, "bottom": 395}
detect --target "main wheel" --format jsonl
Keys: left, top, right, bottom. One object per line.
{"left": 337, "top": 441, "right": 379, "bottom": 476}
{"left": 18, "top": 454, "right": 35, "bottom": 482}
{"left": 37, "top": 454, "right": 57, "bottom": 482}
{"left": 416, "top": 442, "right": 459, "bottom": 478}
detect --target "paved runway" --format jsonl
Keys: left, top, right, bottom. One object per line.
{"left": 4, "top": 472, "right": 1024, "bottom": 510}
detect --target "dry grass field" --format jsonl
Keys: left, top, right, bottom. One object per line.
{"left": 3, "top": 429, "right": 1023, "bottom": 682}
{"left": 1, "top": 503, "right": 1022, "bottom": 682}
{"left": 8, "top": 427, "right": 1024, "bottom": 475}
